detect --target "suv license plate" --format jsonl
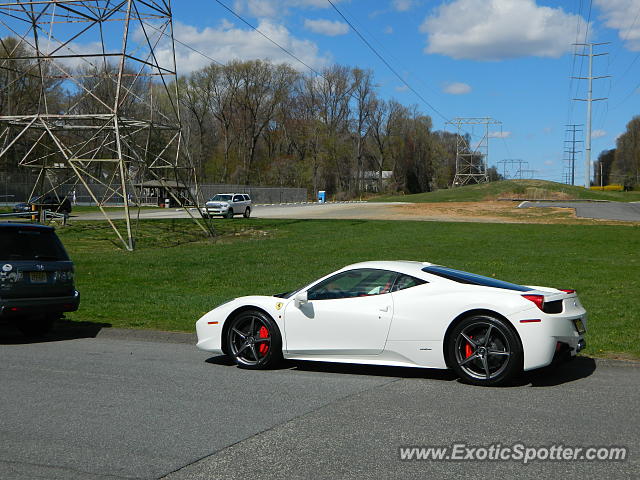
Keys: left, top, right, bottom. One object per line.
{"left": 573, "top": 318, "right": 586, "bottom": 334}
{"left": 29, "top": 271, "right": 47, "bottom": 283}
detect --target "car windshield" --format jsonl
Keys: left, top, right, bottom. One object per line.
{"left": 422, "top": 266, "right": 532, "bottom": 292}
{"left": 209, "top": 194, "right": 232, "bottom": 202}
{"left": 0, "top": 228, "right": 69, "bottom": 261}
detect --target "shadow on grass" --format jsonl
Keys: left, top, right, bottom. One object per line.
{"left": 205, "top": 355, "right": 596, "bottom": 387}
{"left": 0, "top": 317, "right": 112, "bottom": 345}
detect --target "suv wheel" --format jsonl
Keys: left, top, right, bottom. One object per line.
{"left": 15, "top": 314, "right": 56, "bottom": 337}
{"left": 225, "top": 209, "right": 234, "bottom": 219}
{"left": 243, "top": 207, "right": 251, "bottom": 218}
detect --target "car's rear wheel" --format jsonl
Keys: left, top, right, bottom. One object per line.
{"left": 448, "top": 315, "right": 522, "bottom": 386}
{"left": 225, "top": 208, "right": 234, "bottom": 219}
{"left": 243, "top": 207, "right": 251, "bottom": 218}
{"left": 227, "top": 310, "right": 282, "bottom": 369}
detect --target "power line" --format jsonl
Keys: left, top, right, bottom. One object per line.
{"left": 213, "top": 0, "right": 323, "bottom": 78}
{"left": 142, "top": 21, "right": 224, "bottom": 67}
{"left": 609, "top": 6, "right": 640, "bottom": 66}
{"left": 334, "top": 1, "right": 447, "bottom": 108}
{"left": 326, "top": 0, "right": 449, "bottom": 123}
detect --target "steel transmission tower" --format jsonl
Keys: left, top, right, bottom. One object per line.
{"left": 497, "top": 159, "right": 528, "bottom": 180}
{"left": 0, "top": 1, "right": 210, "bottom": 250}
{"left": 572, "top": 42, "right": 610, "bottom": 188}
{"left": 563, "top": 124, "right": 583, "bottom": 186}
{"left": 447, "top": 117, "right": 501, "bottom": 186}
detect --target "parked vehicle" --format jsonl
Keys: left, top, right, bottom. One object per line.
{"left": 196, "top": 261, "right": 587, "bottom": 386}
{"left": 13, "top": 195, "right": 72, "bottom": 215}
{"left": 0, "top": 223, "right": 79, "bottom": 336}
{"left": 202, "top": 193, "right": 251, "bottom": 218}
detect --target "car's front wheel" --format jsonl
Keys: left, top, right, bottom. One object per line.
{"left": 225, "top": 208, "right": 234, "bottom": 219}
{"left": 227, "top": 310, "right": 282, "bottom": 369}
{"left": 448, "top": 315, "right": 522, "bottom": 386}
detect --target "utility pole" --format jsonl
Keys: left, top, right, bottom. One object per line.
{"left": 572, "top": 42, "right": 610, "bottom": 188}
{"left": 564, "top": 124, "right": 583, "bottom": 186}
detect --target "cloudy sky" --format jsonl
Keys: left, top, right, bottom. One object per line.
{"left": 12, "top": 0, "right": 640, "bottom": 183}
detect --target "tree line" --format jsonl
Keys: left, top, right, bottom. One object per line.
{"left": 177, "top": 59, "right": 474, "bottom": 196}
{"left": 594, "top": 116, "right": 640, "bottom": 188}
{"left": 0, "top": 36, "right": 498, "bottom": 197}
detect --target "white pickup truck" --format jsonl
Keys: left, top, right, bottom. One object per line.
{"left": 202, "top": 193, "right": 252, "bottom": 219}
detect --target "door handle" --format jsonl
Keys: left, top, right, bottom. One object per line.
{"left": 379, "top": 306, "right": 390, "bottom": 313}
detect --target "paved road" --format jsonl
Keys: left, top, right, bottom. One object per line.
{"left": 73, "top": 202, "right": 410, "bottom": 222}
{"left": 519, "top": 201, "right": 640, "bottom": 222}
{"left": 1, "top": 327, "right": 638, "bottom": 479}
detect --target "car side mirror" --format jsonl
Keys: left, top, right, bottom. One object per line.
{"left": 294, "top": 291, "right": 308, "bottom": 308}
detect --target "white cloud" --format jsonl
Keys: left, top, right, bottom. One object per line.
{"left": 544, "top": 160, "right": 554, "bottom": 166}
{"left": 304, "top": 18, "right": 349, "bottom": 36}
{"left": 595, "top": 0, "right": 640, "bottom": 51}
{"left": 443, "top": 82, "right": 471, "bottom": 94}
{"left": 384, "top": 26, "right": 394, "bottom": 34}
{"left": 155, "top": 20, "right": 330, "bottom": 74}
{"left": 395, "top": 84, "right": 410, "bottom": 92}
{"left": 393, "top": 0, "right": 418, "bottom": 12}
{"left": 233, "top": 0, "right": 345, "bottom": 18}
{"left": 420, "top": 0, "right": 589, "bottom": 60}
{"left": 592, "top": 129, "right": 607, "bottom": 138}
{"left": 489, "top": 131, "right": 512, "bottom": 138}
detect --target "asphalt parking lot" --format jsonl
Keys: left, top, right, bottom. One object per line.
{"left": 519, "top": 201, "right": 640, "bottom": 222}
{"left": 1, "top": 327, "right": 638, "bottom": 479}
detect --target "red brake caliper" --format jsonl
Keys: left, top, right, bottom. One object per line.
{"left": 465, "top": 336, "right": 473, "bottom": 358}
{"left": 258, "top": 326, "right": 269, "bottom": 356}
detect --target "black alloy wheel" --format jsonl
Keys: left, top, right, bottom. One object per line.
{"left": 227, "top": 310, "right": 282, "bottom": 369}
{"left": 448, "top": 315, "right": 522, "bottom": 386}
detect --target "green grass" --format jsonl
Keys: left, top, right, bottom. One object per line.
{"left": 372, "top": 179, "right": 640, "bottom": 203}
{"left": 58, "top": 218, "right": 640, "bottom": 359}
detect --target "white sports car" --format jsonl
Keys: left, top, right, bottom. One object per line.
{"left": 196, "top": 261, "right": 587, "bottom": 386}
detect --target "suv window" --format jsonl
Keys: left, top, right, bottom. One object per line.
{"left": 210, "top": 194, "right": 232, "bottom": 202}
{"left": 0, "top": 228, "right": 69, "bottom": 261}
{"left": 233, "top": 195, "right": 243, "bottom": 202}
{"left": 422, "top": 266, "right": 531, "bottom": 292}
{"left": 308, "top": 269, "right": 397, "bottom": 300}
{"left": 243, "top": 195, "right": 250, "bottom": 201}
{"left": 392, "top": 274, "right": 426, "bottom": 292}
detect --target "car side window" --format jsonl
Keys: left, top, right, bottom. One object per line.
{"left": 243, "top": 195, "right": 250, "bottom": 201}
{"left": 233, "top": 195, "right": 243, "bottom": 202}
{"left": 391, "top": 274, "right": 427, "bottom": 292}
{"left": 307, "top": 269, "right": 398, "bottom": 300}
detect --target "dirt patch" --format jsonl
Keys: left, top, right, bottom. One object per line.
{"left": 389, "top": 201, "right": 635, "bottom": 225}
{"left": 491, "top": 187, "right": 574, "bottom": 201}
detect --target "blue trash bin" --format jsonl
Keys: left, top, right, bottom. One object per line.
{"left": 318, "top": 190, "right": 326, "bottom": 203}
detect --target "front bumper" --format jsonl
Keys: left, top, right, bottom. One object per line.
{"left": 202, "top": 206, "right": 229, "bottom": 215}
{"left": 0, "top": 290, "right": 80, "bottom": 317}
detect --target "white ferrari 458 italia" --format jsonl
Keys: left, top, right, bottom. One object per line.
{"left": 196, "top": 261, "right": 587, "bottom": 386}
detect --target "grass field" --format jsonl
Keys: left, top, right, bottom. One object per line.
{"left": 57, "top": 218, "right": 640, "bottom": 359}
{"left": 373, "top": 179, "right": 640, "bottom": 203}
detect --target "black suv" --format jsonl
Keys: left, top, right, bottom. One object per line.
{"left": 0, "top": 223, "right": 79, "bottom": 336}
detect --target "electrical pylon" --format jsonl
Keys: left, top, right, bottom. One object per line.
{"left": 0, "top": 1, "right": 211, "bottom": 250}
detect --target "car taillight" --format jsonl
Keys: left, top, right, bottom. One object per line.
{"left": 560, "top": 289, "right": 576, "bottom": 294}
{"left": 522, "top": 294, "right": 545, "bottom": 311}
